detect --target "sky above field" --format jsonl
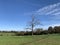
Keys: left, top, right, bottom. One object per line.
{"left": 0, "top": 0, "right": 60, "bottom": 31}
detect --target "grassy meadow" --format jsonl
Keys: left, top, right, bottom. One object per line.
{"left": 0, "top": 34, "right": 60, "bottom": 45}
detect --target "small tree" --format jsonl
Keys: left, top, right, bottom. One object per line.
{"left": 54, "top": 26, "right": 60, "bottom": 33}
{"left": 26, "top": 15, "right": 40, "bottom": 35}
{"left": 35, "top": 28, "right": 43, "bottom": 35}
{"left": 48, "top": 26, "right": 53, "bottom": 34}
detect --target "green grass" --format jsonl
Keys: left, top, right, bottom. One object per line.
{"left": 0, "top": 34, "right": 60, "bottom": 45}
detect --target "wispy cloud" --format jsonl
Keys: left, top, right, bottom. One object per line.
{"left": 23, "top": 2, "right": 60, "bottom": 16}
{"left": 36, "top": 2, "right": 60, "bottom": 15}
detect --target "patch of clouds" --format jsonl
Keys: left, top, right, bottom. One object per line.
{"left": 40, "top": 23, "right": 60, "bottom": 29}
{"left": 36, "top": 2, "right": 60, "bottom": 15}
{"left": 24, "top": 2, "right": 60, "bottom": 16}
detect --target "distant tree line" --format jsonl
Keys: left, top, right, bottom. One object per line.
{"left": 15, "top": 26, "right": 60, "bottom": 36}
{"left": 0, "top": 31, "right": 17, "bottom": 33}
{"left": 0, "top": 26, "right": 60, "bottom": 36}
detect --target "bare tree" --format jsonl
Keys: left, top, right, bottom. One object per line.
{"left": 26, "top": 15, "right": 40, "bottom": 36}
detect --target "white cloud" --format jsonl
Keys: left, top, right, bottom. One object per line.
{"left": 50, "top": 24, "right": 60, "bottom": 27}
{"left": 46, "top": 8, "right": 60, "bottom": 15}
{"left": 23, "top": 2, "right": 60, "bottom": 16}
{"left": 36, "top": 2, "right": 60, "bottom": 15}
{"left": 41, "top": 23, "right": 60, "bottom": 29}
{"left": 52, "top": 11, "right": 60, "bottom": 15}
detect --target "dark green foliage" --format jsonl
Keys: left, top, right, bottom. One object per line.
{"left": 0, "top": 26, "right": 60, "bottom": 36}
{"left": 40, "top": 30, "right": 48, "bottom": 35}
{"left": 24, "top": 31, "right": 32, "bottom": 35}
{"left": 48, "top": 26, "right": 60, "bottom": 34}
{"left": 48, "top": 26, "right": 54, "bottom": 34}
{"left": 54, "top": 26, "right": 60, "bottom": 33}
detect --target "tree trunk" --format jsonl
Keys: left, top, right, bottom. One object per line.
{"left": 32, "top": 23, "right": 34, "bottom": 36}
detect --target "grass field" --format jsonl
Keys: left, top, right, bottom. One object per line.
{"left": 0, "top": 34, "right": 60, "bottom": 45}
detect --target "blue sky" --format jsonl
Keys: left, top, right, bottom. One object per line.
{"left": 0, "top": 0, "right": 60, "bottom": 31}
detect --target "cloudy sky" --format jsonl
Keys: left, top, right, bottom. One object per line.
{"left": 0, "top": 0, "right": 60, "bottom": 31}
